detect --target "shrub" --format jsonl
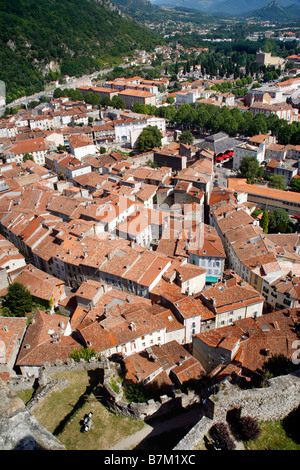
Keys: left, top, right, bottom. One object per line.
{"left": 123, "top": 380, "right": 148, "bottom": 403}
{"left": 239, "top": 416, "right": 261, "bottom": 441}
{"left": 209, "top": 422, "right": 236, "bottom": 450}
{"left": 110, "top": 377, "right": 120, "bottom": 394}
{"left": 69, "top": 347, "right": 97, "bottom": 362}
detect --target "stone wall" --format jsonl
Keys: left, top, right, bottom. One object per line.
{"left": 9, "top": 357, "right": 201, "bottom": 421}
{"left": 9, "top": 356, "right": 300, "bottom": 451}
{"left": 101, "top": 361, "right": 201, "bottom": 421}
{"left": 0, "top": 378, "right": 66, "bottom": 450}
{"left": 212, "top": 371, "right": 300, "bottom": 422}
{"left": 174, "top": 370, "right": 300, "bottom": 450}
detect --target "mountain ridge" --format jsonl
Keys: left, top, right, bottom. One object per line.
{"left": 244, "top": 0, "right": 300, "bottom": 19}
{"left": 149, "top": 0, "right": 300, "bottom": 15}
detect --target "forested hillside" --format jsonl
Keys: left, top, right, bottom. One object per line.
{"left": 112, "top": 0, "right": 211, "bottom": 24}
{"left": 0, "top": 0, "right": 161, "bottom": 102}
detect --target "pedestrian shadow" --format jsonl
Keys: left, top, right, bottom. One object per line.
{"left": 53, "top": 368, "right": 103, "bottom": 437}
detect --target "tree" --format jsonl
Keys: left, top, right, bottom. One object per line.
{"left": 277, "top": 124, "right": 295, "bottom": 145}
{"left": 239, "top": 156, "right": 263, "bottom": 182}
{"left": 175, "top": 104, "right": 196, "bottom": 126}
{"left": 268, "top": 208, "right": 291, "bottom": 233}
{"left": 248, "top": 114, "right": 268, "bottom": 136}
{"left": 268, "top": 174, "right": 286, "bottom": 191}
{"left": 290, "top": 178, "right": 300, "bottom": 192}
{"left": 111, "top": 95, "right": 126, "bottom": 110}
{"left": 2, "top": 282, "right": 32, "bottom": 317}
{"left": 251, "top": 208, "right": 263, "bottom": 219}
{"left": 260, "top": 210, "right": 269, "bottom": 233}
{"left": 84, "top": 92, "right": 101, "bottom": 106}
{"left": 23, "top": 153, "right": 34, "bottom": 162}
{"left": 137, "top": 126, "right": 162, "bottom": 152}
{"left": 101, "top": 96, "right": 112, "bottom": 108}
{"left": 166, "top": 96, "right": 175, "bottom": 105}
{"left": 179, "top": 130, "right": 194, "bottom": 145}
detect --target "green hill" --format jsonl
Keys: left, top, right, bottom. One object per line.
{"left": 0, "top": 0, "right": 161, "bottom": 103}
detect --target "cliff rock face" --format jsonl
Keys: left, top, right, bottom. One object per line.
{"left": 0, "top": 379, "right": 65, "bottom": 450}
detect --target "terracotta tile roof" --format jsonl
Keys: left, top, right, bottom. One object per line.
{"left": 16, "top": 310, "right": 80, "bottom": 367}
{"left": 124, "top": 340, "right": 204, "bottom": 386}
{"left": 68, "top": 134, "right": 94, "bottom": 148}
{"left": 195, "top": 308, "right": 300, "bottom": 375}
{"left": 216, "top": 208, "right": 254, "bottom": 234}
{"left": 77, "top": 303, "right": 170, "bottom": 353}
{"left": 3, "top": 137, "right": 47, "bottom": 156}
{"left": 118, "top": 89, "right": 156, "bottom": 98}
{"left": 227, "top": 178, "right": 300, "bottom": 205}
{"left": 0, "top": 316, "right": 27, "bottom": 365}
{"left": 12, "top": 264, "right": 65, "bottom": 302}
{"left": 200, "top": 270, "right": 265, "bottom": 314}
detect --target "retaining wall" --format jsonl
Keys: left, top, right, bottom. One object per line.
{"left": 174, "top": 371, "right": 300, "bottom": 450}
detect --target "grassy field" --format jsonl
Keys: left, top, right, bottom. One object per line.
{"left": 18, "top": 368, "right": 146, "bottom": 450}
{"left": 245, "top": 419, "right": 300, "bottom": 451}
{"left": 194, "top": 410, "right": 300, "bottom": 451}
{"left": 17, "top": 368, "right": 300, "bottom": 451}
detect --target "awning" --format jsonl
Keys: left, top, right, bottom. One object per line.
{"left": 206, "top": 276, "right": 219, "bottom": 283}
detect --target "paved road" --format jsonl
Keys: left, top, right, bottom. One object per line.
{"left": 6, "top": 63, "right": 133, "bottom": 109}
{"left": 214, "top": 164, "right": 235, "bottom": 188}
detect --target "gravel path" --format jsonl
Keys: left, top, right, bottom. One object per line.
{"left": 109, "top": 424, "right": 154, "bottom": 451}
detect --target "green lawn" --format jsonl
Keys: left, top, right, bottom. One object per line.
{"left": 18, "top": 369, "right": 146, "bottom": 450}
{"left": 195, "top": 410, "right": 300, "bottom": 451}
{"left": 245, "top": 418, "right": 300, "bottom": 451}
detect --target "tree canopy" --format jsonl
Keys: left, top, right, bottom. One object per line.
{"left": 137, "top": 125, "right": 162, "bottom": 152}
{"left": 0, "top": 0, "right": 160, "bottom": 103}
{"left": 268, "top": 208, "right": 292, "bottom": 234}
{"left": 267, "top": 175, "right": 286, "bottom": 191}
{"left": 290, "top": 178, "right": 300, "bottom": 193}
{"left": 2, "top": 282, "right": 32, "bottom": 317}
{"left": 239, "top": 156, "right": 263, "bottom": 183}
{"left": 179, "top": 130, "right": 194, "bottom": 145}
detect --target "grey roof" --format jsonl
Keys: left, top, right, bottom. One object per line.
{"left": 198, "top": 132, "right": 240, "bottom": 155}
